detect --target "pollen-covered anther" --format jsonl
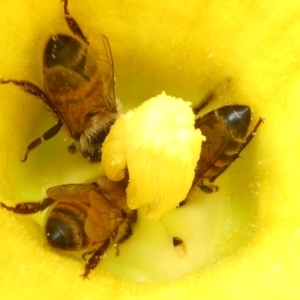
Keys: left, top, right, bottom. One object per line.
{"left": 101, "top": 92, "right": 205, "bottom": 219}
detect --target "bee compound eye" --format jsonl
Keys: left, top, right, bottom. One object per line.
{"left": 45, "top": 218, "right": 75, "bottom": 250}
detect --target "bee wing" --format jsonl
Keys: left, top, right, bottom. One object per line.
{"left": 46, "top": 183, "right": 97, "bottom": 202}
{"left": 97, "top": 35, "right": 116, "bottom": 112}
{"left": 97, "top": 177, "right": 129, "bottom": 210}
{"left": 193, "top": 111, "right": 229, "bottom": 184}
{"left": 85, "top": 190, "right": 124, "bottom": 243}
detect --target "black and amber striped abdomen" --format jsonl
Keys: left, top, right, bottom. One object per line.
{"left": 193, "top": 105, "right": 251, "bottom": 185}
{"left": 45, "top": 201, "right": 93, "bottom": 251}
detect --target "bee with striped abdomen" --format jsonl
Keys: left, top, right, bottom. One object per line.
{"left": 192, "top": 93, "right": 263, "bottom": 193}
{"left": 0, "top": 178, "right": 136, "bottom": 278}
{"left": 1, "top": 0, "right": 116, "bottom": 162}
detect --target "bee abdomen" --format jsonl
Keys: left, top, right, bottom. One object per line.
{"left": 45, "top": 202, "right": 92, "bottom": 251}
{"left": 217, "top": 105, "right": 251, "bottom": 138}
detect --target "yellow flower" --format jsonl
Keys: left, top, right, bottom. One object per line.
{"left": 0, "top": 0, "right": 300, "bottom": 299}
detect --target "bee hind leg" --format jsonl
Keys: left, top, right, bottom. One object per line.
{"left": 21, "top": 121, "right": 63, "bottom": 162}
{"left": 81, "top": 239, "right": 110, "bottom": 279}
{"left": 62, "top": 0, "right": 89, "bottom": 44}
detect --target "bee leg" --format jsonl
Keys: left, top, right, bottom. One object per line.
{"left": 198, "top": 180, "right": 219, "bottom": 194}
{"left": 178, "top": 180, "right": 219, "bottom": 207}
{"left": 82, "top": 248, "right": 97, "bottom": 261}
{"left": 62, "top": 0, "right": 89, "bottom": 45}
{"left": 235, "top": 117, "right": 265, "bottom": 156}
{"left": 21, "top": 121, "right": 63, "bottom": 162}
{"left": 81, "top": 239, "right": 110, "bottom": 279}
{"left": 193, "top": 78, "right": 234, "bottom": 115}
{"left": 0, "top": 79, "right": 54, "bottom": 111}
{"left": 193, "top": 90, "right": 215, "bottom": 115}
{"left": 0, "top": 78, "right": 63, "bottom": 161}
{"left": 177, "top": 182, "right": 218, "bottom": 208}
{"left": 0, "top": 198, "right": 55, "bottom": 214}
{"left": 109, "top": 231, "right": 120, "bottom": 256}
{"left": 112, "top": 222, "right": 134, "bottom": 256}
{"left": 116, "top": 223, "right": 133, "bottom": 244}
{"left": 61, "top": 0, "right": 90, "bottom": 82}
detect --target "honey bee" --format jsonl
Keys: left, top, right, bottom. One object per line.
{"left": 1, "top": 0, "right": 117, "bottom": 162}
{"left": 192, "top": 96, "right": 263, "bottom": 193}
{"left": 0, "top": 178, "right": 136, "bottom": 278}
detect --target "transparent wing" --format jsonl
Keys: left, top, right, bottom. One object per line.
{"left": 96, "top": 35, "right": 116, "bottom": 112}
{"left": 85, "top": 190, "right": 124, "bottom": 243}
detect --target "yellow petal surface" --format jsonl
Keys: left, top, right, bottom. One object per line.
{"left": 0, "top": 0, "right": 300, "bottom": 300}
{"left": 101, "top": 92, "right": 204, "bottom": 219}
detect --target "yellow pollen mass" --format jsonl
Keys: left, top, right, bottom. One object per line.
{"left": 101, "top": 92, "right": 205, "bottom": 219}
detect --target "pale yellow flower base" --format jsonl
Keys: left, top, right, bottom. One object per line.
{"left": 0, "top": 0, "right": 300, "bottom": 299}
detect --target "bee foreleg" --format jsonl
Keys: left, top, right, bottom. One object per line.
{"left": 21, "top": 121, "right": 63, "bottom": 162}
{"left": 193, "top": 78, "right": 234, "bottom": 115}
{"left": 238, "top": 117, "right": 264, "bottom": 153}
{"left": 81, "top": 239, "right": 110, "bottom": 279}
{"left": 177, "top": 180, "right": 219, "bottom": 207}
{"left": 198, "top": 180, "right": 219, "bottom": 193}
{"left": 0, "top": 197, "right": 55, "bottom": 214}
{"left": 0, "top": 79, "right": 54, "bottom": 112}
